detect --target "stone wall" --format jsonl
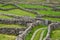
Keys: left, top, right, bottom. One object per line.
{"left": 16, "top": 18, "right": 52, "bottom": 40}
{"left": 35, "top": 18, "right": 52, "bottom": 26}
{"left": 0, "top": 16, "right": 34, "bottom": 26}
{"left": 0, "top": 28, "right": 26, "bottom": 35}
{"left": 45, "top": 23, "right": 60, "bottom": 40}
{"left": 52, "top": 7, "right": 60, "bottom": 11}
{"left": 0, "top": 0, "right": 60, "bottom": 4}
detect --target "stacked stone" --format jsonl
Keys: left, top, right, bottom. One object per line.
{"left": 45, "top": 23, "right": 60, "bottom": 40}
{"left": 0, "top": 28, "right": 26, "bottom": 35}
{"left": 35, "top": 18, "right": 52, "bottom": 25}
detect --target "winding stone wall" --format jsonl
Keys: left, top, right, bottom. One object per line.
{"left": 0, "top": 13, "right": 56, "bottom": 40}
{"left": 45, "top": 23, "right": 60, "bottom": 40}
{"left": 16, "top": 18, "right": 52, "bottom": 40}
{"left": 0, "top": 16, "right": 34, "bottom": 26}
{"left": 16, "top": 23, "right": 33, "bottom": 40}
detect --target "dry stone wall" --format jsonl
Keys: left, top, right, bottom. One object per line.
{"left": 0, "top": 5, "right": 60, "bottom": 18}
{"left": 45, "top": 23, "right": 60, "bottom": 40}
{"left": 0, "top": 0, "right": 60, "bottom": 4}
{"left": 0, "top": 2, "right": 60, "bottom": 40}
{"left": 0, "top": 13, "right": 59, "bottom": 40}
{"left": 0, "top": 28, "right": 26, "bottom": 35}
{"left": 16, "top": 17, "right": 52, "bottom": 40}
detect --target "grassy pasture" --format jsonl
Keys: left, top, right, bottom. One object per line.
{"left": 18, "top": 4, "right": 50, "bottom": 8}
{"left": 0, "top": 9, "right": 36, "bottom": 18}
{"left": 0, "top": 34, "right": 16, "bottom": 40}
{"left": 51, "top": 30, "right": 60, "bottom": 40}
{"left": 43, "top": 17, "right": 60, "bottom": 22}
{"left": 0, "top": 15, "right": 11, "bottom": 19}
{"left": 0, "top": 4, "right": 16, "bottom": 8}
{"left": 33, "top": 30, "right": 43, "bottom": 40}
{"left": 0, "top": 24, "right": 25, "bottom": 28}
{"left": 37, "top": 10, "right": 60, "bottom": 16}
{"left": 25, "top": 25, "right": 47, "bottom": 40}
{"left": 0, "top": 3, "right": 60, "bottom": 40}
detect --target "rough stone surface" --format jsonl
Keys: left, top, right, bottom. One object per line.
{"left": 0, "top": 28, "right": 26, "bottom": 35}
{"left": 52, "top": 7, "right": 60, "bottom": 11}
{"left": 45, "top": 23, "right": 60, "bottom": 40}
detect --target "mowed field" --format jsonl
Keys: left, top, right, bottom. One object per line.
{"left": 0, "top": 3, "right": 60, "bottom": 40}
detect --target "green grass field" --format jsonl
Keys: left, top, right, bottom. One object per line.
{"left": 0, "top": 15, "right": 11, "bottom": 19}
{"left": 33, "top": 30, "right": 43, "bottom": 40}
{"left": 51, "top": 30, "right": 60, "bottom": 40}
{"left": 25, "top": 25, "right": 47, "bottom": 40}
{"left": 18, "top": 4, "right": 50, "bottom": 8}
{"left": 0, "top": 4, "right": 16, "bottom": 8}
{"left": 0, "top": 24, "right": 25, "bottom": 28}
{"left": 43, "top": 17, "right": 60, "bottom": 22}
{"left": 0, "top": 9, "right": 36, "bottom": 18}
{"left": 0, "top": 4, "right": 60, "bottom": 40}
{"left": 37, "top": 10, "right": 60, "bottom": 16}
{"left": 0, "top": 34, "right": 16, "bottom": 40}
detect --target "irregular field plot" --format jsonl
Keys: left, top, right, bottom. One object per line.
{"left": 18, "top": 4, "right": 60, "bottom": 16}
{"left": 0, "top": 4, "right": 36, "bottom": 18}
{"left": 0, "top": 9, "right": 36, "bottom": 18}
{"left": 18, "top": 4, "right": 50, "bottom": 9}
{"left": 0, "top": 15, "right": 12, "bottom": 19}
{"left": 37, "top": 10, "right": 60, "bottom": 16}
{"left": 0, "top": 4, "right": 60, "bottom": 40}
{"left": 43, "top": 17, "right": 60, "bottom": 22}
{"left": 0, "top": 4, "right": 16, "bottom": 8}
{"left": 0, "top": 34, "right": 16, "bottom": 40}
{"left": 51, "top": 30, "right": 60, "bottom": 40}
{"left": 0, "top": 24, "right": 25, "bottom": 28}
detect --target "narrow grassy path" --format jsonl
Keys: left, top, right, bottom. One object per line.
{"left": 39, "top": 30, "right": 45, "bottom": 40}
{"left": 25, "top": 25, "right": 47, "bottom": 40}
{"left": 31, "top": 28, "right": 45, "bottom": 40}
{"left": 42, "top": 29, "right": 48, "bottom": 40}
